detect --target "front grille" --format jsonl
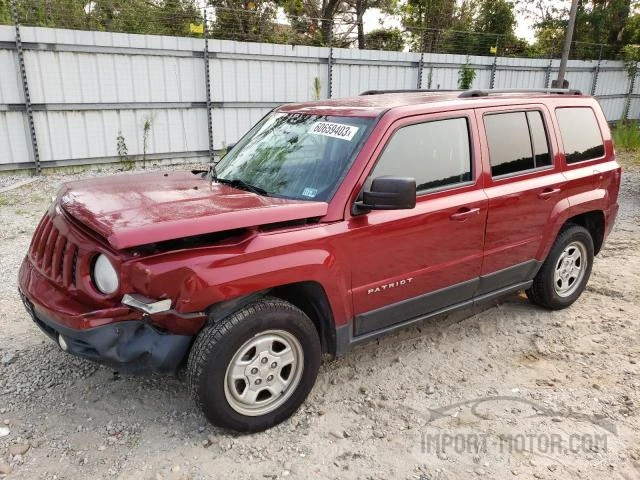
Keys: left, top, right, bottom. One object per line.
{"left": 29, "top": 214, "right": 79, "bottom": 288}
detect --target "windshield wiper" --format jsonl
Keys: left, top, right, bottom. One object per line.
{"left": 215, "top": 177, "right": 268, "bottom": 196}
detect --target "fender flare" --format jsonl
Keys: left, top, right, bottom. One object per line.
{"left": 206, "top": 289, "right": 270, "bottom": 324}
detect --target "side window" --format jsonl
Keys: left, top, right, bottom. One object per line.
{"left": 556, "top": 107, "right": 605, "bottom": 163}
{"left": 371, "top": 117, "right": 472, "bottom": 192}
{"left": 484, "top": 110, "right": 552, "bottom": 177}
{"left": 527, "top": 111, "right": 552, "bottom": 168}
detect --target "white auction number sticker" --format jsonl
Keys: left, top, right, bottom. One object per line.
{"left": 308, "top": 121, "right": 359, "bottom": 141}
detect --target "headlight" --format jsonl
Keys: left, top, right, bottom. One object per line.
{"left": 92, "top": 254, "right": 119, "bottom": 294}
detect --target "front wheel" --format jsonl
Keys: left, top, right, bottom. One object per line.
{"left": 526, "top": 224, "right": 594, "bottom": 310}
{"left": 187, "top": 297, "right": 321, "bottom": 432}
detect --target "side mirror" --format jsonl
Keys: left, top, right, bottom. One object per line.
{"left": 221, "top": 143, "right": 237, "bottom": 159}
{"left": 356, "top": 176, "right": 416, "bottom": 212}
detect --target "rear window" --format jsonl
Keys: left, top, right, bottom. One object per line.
{"left": 556, "top": 107, "right": 605, "bottom": 163}
{"left": 484, "top": 111, "right": 552, "bottom": 177}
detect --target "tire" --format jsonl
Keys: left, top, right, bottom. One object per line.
{"left": 187, "top": 297, "right": 321, "bottom": 432}
{"left": 526, "top": 224, "right": 594, "bottom": 310}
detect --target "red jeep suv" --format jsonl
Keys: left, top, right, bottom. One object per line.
{"left": 18, "top": 89, "right": 621, "bottom": 431}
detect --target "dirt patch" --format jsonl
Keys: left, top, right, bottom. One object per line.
{"left": 0, "top": 160, "right": 639, "bottom": 479}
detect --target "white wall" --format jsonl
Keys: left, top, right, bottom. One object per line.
{"left": 0, "top": 25, "right": 637, "bottom": 170}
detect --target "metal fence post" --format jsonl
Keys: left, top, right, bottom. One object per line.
{"left": 10, "top": 0, "right": 41, "bottom": 175}
{"left": 489, "top": 36, "right": 499, "bottom": 89}
{"left": 416, "top": 52, "right": 424, "bottom": 89}
{"left": 203, "top": 8, "right": 214, "bottom": 163}
{"left": 590, "top": 44, "right": 603, "bottom": 96}
{"left": 623, "top": 63, "right": 637, "bottom": 122}
{"left": 416, "top": 33, "right": 426, "bottom": 89}
{"left": 544, "top": 57, "right": 553, "bottom": 88}
{"left": 327, "top": 21, "right": 334, "bottom": 99}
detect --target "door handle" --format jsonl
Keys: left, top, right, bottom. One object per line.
{"left": 594, "top": 169, "right": 604, "bottom": 184}
{"left": 450, "top": 207, "right": 480, "bottom": 221}
{"left": 538, "top": 187, "right": 561, "bottom": 199}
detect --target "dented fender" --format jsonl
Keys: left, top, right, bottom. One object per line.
{"left": 124, "top": 232, "right": 353, "bottom": 335}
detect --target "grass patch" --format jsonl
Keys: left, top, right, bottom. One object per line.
{"left": 612, "top": 121, "right": 640, "bottom": 152}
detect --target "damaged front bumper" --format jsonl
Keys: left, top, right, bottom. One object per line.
{"left": 21, "top": 292, "right": 193, "bottom": 374}
{"left": 20, "top": 291, "right": 193, "bottom": 374}
{"left": 18, "top": 258, "right": 197, "bottom": 375}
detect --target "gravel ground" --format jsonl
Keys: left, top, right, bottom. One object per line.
{"left": 0, "top": 155, "right": 639, "bottom": 480}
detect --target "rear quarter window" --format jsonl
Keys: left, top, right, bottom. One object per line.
{"left": 484, "top": 110, "right": 552, "bottom": 177}
{"left": 556, "top": 107, "right": 605, "bottom": 164}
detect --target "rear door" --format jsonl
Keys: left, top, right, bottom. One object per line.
{"left": 553, "top": 105, "right": 611, "bottom": 201}
{"left": 348, "top": 110, "right": 488, "bottom": 336}
{"left": 475, "top": 105, "right": 567, "bottom": 293}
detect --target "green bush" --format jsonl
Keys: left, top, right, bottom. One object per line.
{"left": 458, "top": 61, "right": 476, "bottom": 90}
{"left": 612, "top": 122, "right": 640, "bottom": 151}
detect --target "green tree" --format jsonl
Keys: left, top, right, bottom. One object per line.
{"left": 364, "top": 27, "right": 404, "bottom": 50}
{"left": 475, "top": 0, "right": 515, "bottom": 36}
{"left": 4, "top": 0, "right": 201, "bottom": 36}
{"left": 209, "top": 0, "right": 280, "bottom": 42}
{"left": 349, "top": 0, "right": 396, "bottom": 49}
{"left": 530, "top": 0, "right": 638, "bottom": 59}
{"left": 621, "top": 13, "right": 640, "bottom": 44}
{"left": 0, "top": 0, "right": 11, "bottom": 25}
{"left": 279, "top": 0, "right": 351, "bottom": 46}
{"left": 400, "top": 0, "right": 457, "bottom": 51}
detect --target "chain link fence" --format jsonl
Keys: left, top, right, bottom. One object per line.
{"left": 1, "top": 0, "right": 626, "bottom": 60}
{"left": 0, "top": 0, "right": 638, "bottom": 173}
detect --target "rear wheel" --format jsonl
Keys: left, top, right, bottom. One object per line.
{"left": 526, "top": 224, "right": 594, "bottom": 310}
{"left": 187, "top": 297, "right": 321, "bottom": 432}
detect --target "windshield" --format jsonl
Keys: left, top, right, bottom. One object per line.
{"left": 214, "top": 113, "right": 374, "bottom": 201}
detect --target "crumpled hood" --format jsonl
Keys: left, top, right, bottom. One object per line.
{"left": 58, "top": 171, "right": 329, "bottom": 249}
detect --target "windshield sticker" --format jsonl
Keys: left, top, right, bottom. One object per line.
{"left": 302, "top": 187, "right": 318, "bottom": 198}
{"left": 308, "top": 122, "right": 359, "bottom": 141}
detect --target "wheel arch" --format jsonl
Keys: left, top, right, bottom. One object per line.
{"left": 564, "top": 210, "right": 605, "bottom": 255}
{"left": 539, "top": 199, "right": 606, "bottom": 261}
{"left": 270, "top": 282, "right": 336, "bottom": 357}
{"left": 205, "top": 281, "right": 337, "bottom": 357}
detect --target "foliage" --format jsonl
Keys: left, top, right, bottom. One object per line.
{"left": 528, "top": 0, "right": 637, "bottom": 59}
{"left": 278, "top": 0, "right": 353, "bottom": 46}
{"left": 312, "top": 76, "right": 321, "bottom": 100}
{"left": 364, "top": 28, "right": 404, "bottom": 51}
{"left": 612, "top": 121, "right": 640, "bottom": 151}
{"left": 142, "top": 115, "right": 153, "bottom": 169}
{"left": 209, "top": 0, "right": 281, "bottom": 43}
{"left": 116, "top": 130, "right": 134, "bottom": 170}
{"left": 350, "top": 0, "right": 396, "bottom": 49}
{"left": 621, "top": 44, "right": 640, "bottom": 78}
{"left": 116, "top": 130, "right": 128, "bottom": 161}
{"left": 457, "top": 61, "right": 476, "bottom": 89}
{"left": 1, "top": 0, "right": 638, "bottom": 60}
{"left": 401, "top": 0, "right": 457, "bottom": 52}
{"left": 1, "top": 0, "right": 202, "bottom": 36}
{"left": 621, "top": 13, "right": 640, "bottom": 45}
{"left": 400, "top": 0, "right": 524, "bottom": 56}
{"left": 0, "top": 0, "right": 10, "bottom": 24}
{"left": 475, "top": 0, "right": 515, "bottom": 36}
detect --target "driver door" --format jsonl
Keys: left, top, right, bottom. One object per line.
{"left": 347, "top": 111, "right": 488, "bottom": 336}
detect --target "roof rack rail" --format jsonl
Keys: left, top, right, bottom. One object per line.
{"left": 458, "top": 88, "right": 582, "bottom": 98}
{"left": 360, "top": 89, "right": 459, "bottom": 95}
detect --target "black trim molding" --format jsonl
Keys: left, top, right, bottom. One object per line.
{"left": 336, "top": 260, "right": 542, "bottom": 355}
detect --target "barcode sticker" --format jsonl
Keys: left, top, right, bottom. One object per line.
{"left": 308, "top": 122, "right": 359, "bottom": 141}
